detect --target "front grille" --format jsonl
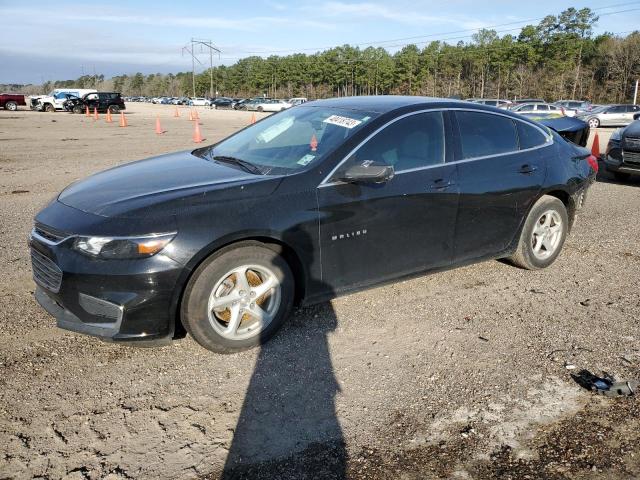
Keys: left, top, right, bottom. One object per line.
{"left": 623, "top": 150, "right": 640, "bottom": 165}
{"left": 33, "top": 223, "right": 69, "bottom": 243}
{"left": 623, "top": 136, "right": 640, "bottom": 150}
{"left": 31, "top": 248, "right": 63, "bottom": 293}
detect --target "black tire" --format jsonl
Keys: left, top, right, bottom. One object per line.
{"left": 44, "top": 103, "right": 55, "bottom": 113}
{"left": 5, "top": 101, "right": 17, "bottom": 111}
{"left": 72, "top": 105, "right": 83, "bottom": 114}
{"left": 613, "top": 171, "right": 631, "bottom": 182}
{"left": 507, "top": 195, "right": 569, "bottom": 270}
{"left": 181, "top": 243, "right": 295, "bottom": 353}
{"left": 257, "top": 106, "right": 264, "bottom": 112}
{"left": 109, "top": 105, "right": 120, "bottom": 114}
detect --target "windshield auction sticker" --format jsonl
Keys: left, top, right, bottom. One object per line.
{"left": 297, "top": 154, "right": 315, "bottom": 166}
{"left": 323, "top": 115, "right": 362, "bottom": 129}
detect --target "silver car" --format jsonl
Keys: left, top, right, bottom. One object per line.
{"left": 576, "top": 104, "right": 640, "bottom": 128}
{"left": 510, "top": 102, "right": 564, "bottom": 115}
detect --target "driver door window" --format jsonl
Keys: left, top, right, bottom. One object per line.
{"left": 332, "top": 111, "right": 445, "bottom": 180}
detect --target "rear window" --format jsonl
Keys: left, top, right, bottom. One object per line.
{"left": 516, "top": 121, "right": 548, "bottom": 150}
{"left": 456, "top": 111, "right": 518, "bottom": 159}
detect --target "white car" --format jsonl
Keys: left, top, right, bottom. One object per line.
{"left": 511, "top": 103, "right": 565, "bottom": 116}
{"left": 252, "top": 99, "right": 292, "bottom": 112}
{"left": 189, "top": 97, "right": 212, "bottom": 107}
{"left": 288, "top": 97, "right": 308, "bottom": 106}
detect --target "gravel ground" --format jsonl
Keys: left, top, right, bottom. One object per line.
{"left": 0, "top": 104, "right": 638, "bottom": 480}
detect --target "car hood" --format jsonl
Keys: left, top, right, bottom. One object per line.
{"left": 58, "top": 150, "right": 282, "bottom": 218}
{"left": 624, "top": 120, "right": 640, "bottom": 137}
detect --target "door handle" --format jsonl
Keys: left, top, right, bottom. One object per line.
{"left": 518, "top": 164, "right": 538, "bottom": 174}
{"left": 430, "top": 178, "right": 455, "bottom": 190}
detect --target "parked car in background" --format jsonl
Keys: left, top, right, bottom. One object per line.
{"left": 248, "top": 99, "right": 292, "bottom": 112}
{"left": 511, "top": 103, "right": 565, "bottom": 115}
{"left": 288, "top": 97, "right": 308, "bottom": 106}
{"left": 576, "top": 104, "right": 640, "bottom": 128}
{"left": 32, "top": 88, "right": 97, "bottom": 112}
{"left": 635, "top": 112, "right": 640, "bottom": 121}
{"left": 189, "top": 97, "right": 212, "bottom": 107}
{"left": 30, "top": 97, "right": 597, "bottom": 353}
{"left": 0, "top": 93, "right": 26, "bottom": 111}
{"left": 554, "top": 100, "right": 592, "bottom": 117}
{"left": 211, "top": 97, "right": 234, "bottom": 109}
{"left": 471, "top": 98, "right": 513, "bottom": 109}
{"left": 511, "top": 98, "right": 545, "bottom": 106}
{"left": 68, "top": 92, "right": 126, "bottom": 113}
{"left": 172, "top": 97, "right": 190, "bottom": 105}
{"left": 236, "top": 98, "right": 271, "bottom": 110}
{"left": 605, "top": 120, "right": 640, "bottom": 180}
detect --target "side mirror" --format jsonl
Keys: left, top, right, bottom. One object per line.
{"left": 340, "top": 162, "right": 394, "bottom": 184}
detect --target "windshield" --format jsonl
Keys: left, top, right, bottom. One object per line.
{"left": 199, "top": 106, "right": 378, "bottom": 175}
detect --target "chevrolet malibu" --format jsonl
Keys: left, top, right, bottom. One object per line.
{"left": 31, "top": 97, "right": 597, "bottom": 353}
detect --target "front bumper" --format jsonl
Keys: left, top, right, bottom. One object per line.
{"left": 605, "top": 147, "right": 640, "bottom": 176}
{"left": 30, "top": 203, "right": 186, "bottom": 343}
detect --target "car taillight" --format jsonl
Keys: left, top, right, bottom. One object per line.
{"left": 586, "top": 154, "right": 599, "bottom": 172}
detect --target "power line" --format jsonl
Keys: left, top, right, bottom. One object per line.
{"left": 223, "top": 2, "right": 640, "bottom": 56}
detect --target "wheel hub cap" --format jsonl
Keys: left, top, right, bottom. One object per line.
{"left": 531, "top": 210, "right": 563, "bottom": 260}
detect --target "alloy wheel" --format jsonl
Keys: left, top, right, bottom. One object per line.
{"left": 207, "top": 264, "right": 281, "bottom": 340}
{"left": 531, "top": 210, "right": 563, "bottom": 260}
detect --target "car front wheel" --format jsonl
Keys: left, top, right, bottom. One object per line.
{"left": 181, "top": 243, "right": 294, "bottom": 353}
{"left": 109, "top": 105, "right": 120, "bottom": 114}
{"left": 44, "top": 103, "right": 55, "bottom": 113}
{"left": 508, "top": 195, "right": 568, "bottom": 270}
{"left": 588, "top": 118, "right": 600, "bottom": 128}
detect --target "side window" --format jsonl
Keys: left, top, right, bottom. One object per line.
{"left": 516, "top": 121, "right": 549, "bottom": 150}
{"left": 608, "top": 106, "right": 624, "bottom": 113}
{"left": 334, "top": 112, "right": 445, "bottom": 176}
{"left": 626, "top": 105, "right": 638, "bottom": 112}
{"left": 455, "top": 111, "right": 518, "bottom": 159}
{"left": 537, "top": 104, "right": 549, "bottom": 111}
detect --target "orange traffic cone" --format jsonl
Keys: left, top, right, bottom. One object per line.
{"left": 193, "top": 120, "right": 204, "bottom": 143}
{"left": 106, "top": 109, "right": 113, "bottom": 123}
{"left": 119, "top": 112, "right": 128, "bottom": 127}
{"left": 174, "top": 106, "right": 180, "bottom": 118}
{"left": 93, "top": 107, "right": 99, "bottom": 121}
{"left": 591, "top": 132, "right": 600, "bottom": 159}
{"left": 85, "top": 105, "right": 90, "bottom": 117}
{"left": 250, "top": 113, "right": 256, "bottom": 124}
{"left": 310, "top": 134, "right": 318, "bottom": 152}
{"left": 188, "top": 109, "right": 194, "bottom": 121}
{"left": 155, "top": 115, "right": 164, "bottom": 135}
{"left": 193, "top": 108, "right": 199, "bottom": 120}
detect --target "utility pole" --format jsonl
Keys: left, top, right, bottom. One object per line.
{"left": 191, "top": 39, "right": 220, "bottom": 98}
{"left": 182, "top": 43, "right": 203, "bottom": 97}
{"left": 634, "top": 79, "right": 639, "bottom": 105}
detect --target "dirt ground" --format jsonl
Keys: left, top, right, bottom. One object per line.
{"left": 0, "top": 103, "right": 639, "bottom": 480}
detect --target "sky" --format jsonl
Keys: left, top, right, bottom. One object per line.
{"left": 1, "top": 0, "right": 639, "bottom": 84}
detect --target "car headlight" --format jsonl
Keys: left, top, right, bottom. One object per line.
{"left": 72, "top": 232, "right": 176, "bottom": 259}
{"left": 610, "top": 128, "right": 623, "bottom": 142}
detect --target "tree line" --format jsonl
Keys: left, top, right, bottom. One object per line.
{"left": 15, "top": 7, "right": 640, "bottom": 103}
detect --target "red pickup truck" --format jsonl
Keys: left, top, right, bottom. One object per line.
{"left": 0, "top": 93, "right": 26, "bottom": 111}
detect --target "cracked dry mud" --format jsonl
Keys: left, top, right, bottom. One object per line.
{"left": 0, "top": 104, "right": 639, "bottom": 479}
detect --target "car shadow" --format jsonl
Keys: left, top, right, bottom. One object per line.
{"left": 220, "top": 227, "right": 347, "bottom": 479}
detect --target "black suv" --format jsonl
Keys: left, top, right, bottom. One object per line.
{"left": 66, "top": 92, "right": 126, "bottom": 114}
{"left": 605, "top": 120, "right": 640, "bottom": 180}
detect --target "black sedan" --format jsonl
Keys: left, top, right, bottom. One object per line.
{"left": 211, "top": 97, "right": 234, "bottom": 109}
{"left": 31, "top": 97, "right": 597, "bottom": 353}
{"left": 605, "top": 120, "right": 640, "bottom": 181}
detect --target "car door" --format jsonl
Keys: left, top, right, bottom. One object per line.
{"left": 452, "top": 110, "right": 548, "bottom": 262}
{"left": 602, "top": 106, "right": 624, "bottom": 126}
{"left": 623, "top": 105, "right": 638, "bottom": 124}
{"left": 317, "top": 110, "right": 459, "bottom": 291}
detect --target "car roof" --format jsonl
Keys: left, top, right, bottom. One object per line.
{"left": 304, "top": 95, "right": 474, "bottom": 113}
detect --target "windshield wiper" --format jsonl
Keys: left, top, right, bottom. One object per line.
{"left": 212, "top": 155, "right": 264, "bottom": 175}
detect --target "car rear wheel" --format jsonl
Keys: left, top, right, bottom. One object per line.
{"left": 588, "top": 118, "right": 600, "bottom": 128}
{"left": 507, "top": 195, "right": 568, "bottom": 270}
{"left": 257, "top": 106, "right": 264, "bottom": 112}
{"left": 72, "top": 105, "right": 83, "bottom": 114}
{"left": 181, "top": 243, "right": 294, "bottom": 353}
{"left": 5, "top": 101, "right": 17, "bottom": 111}
{"left": 109, "top": 105, "right": 120, "bottom": 114}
